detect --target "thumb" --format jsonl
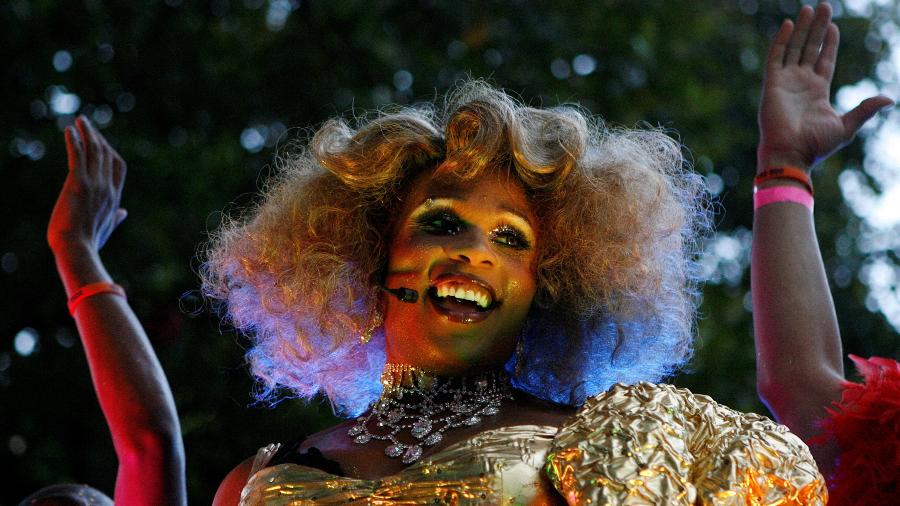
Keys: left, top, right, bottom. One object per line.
{"left": 842, "top": 95, "right": 894, "bottom": 139}
{"left": 114, "top": 208, "right": 128, "bottom": 228}
{"left": 96, "top": 209, "right": 127, "bottom": 250}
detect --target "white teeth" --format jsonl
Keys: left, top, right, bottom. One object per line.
{"left": 434, "top": 282, "right": 493, "bottom": 309}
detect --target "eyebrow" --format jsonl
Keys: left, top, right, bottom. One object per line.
{"left": 412, "top": 196, "right": 535, "bottom": 229}
{"left": 497, "top": 203, "right": 532, "bottom": 225}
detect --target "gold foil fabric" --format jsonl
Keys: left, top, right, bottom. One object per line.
{"left": 240, "top": 425, "right": 563, "bottom": 505}
{"left": 241, "top": 383, "right": 826, "bottom": 505}
{"left": 545, "top": 382, "right": 827, "bottom": 505}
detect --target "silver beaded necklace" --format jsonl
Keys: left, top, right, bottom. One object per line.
{"left": 347, "top": 363, "right": 512, "bottom": 464}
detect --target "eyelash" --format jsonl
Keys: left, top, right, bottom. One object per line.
{"left": 414, "top": 210, "right": 531, "bottom": 250}
{"left": 491, "top": 224, "right": 530, "bottom": 249}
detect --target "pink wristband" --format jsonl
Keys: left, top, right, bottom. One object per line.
{"left": 753, "top": 185, "right": 814, "bottom": 211}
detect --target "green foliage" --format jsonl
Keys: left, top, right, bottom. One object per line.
{"left": 2, "top": 0, "right": 897, "bottom": 502}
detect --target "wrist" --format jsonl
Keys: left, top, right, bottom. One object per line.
{"left": 756, "top": 147, "right": 811, "bottom": 174}
{"left": 48, "top": 234, "right": 94, "bottom": 256}
{"left": 755, "top": 179, "right": 807, "bottom": 190}
{"left": 756, "top": 161, "right": 811, "bottom": 175}
{"left": 51, "top": 244, "right": 112, "bottom": 296}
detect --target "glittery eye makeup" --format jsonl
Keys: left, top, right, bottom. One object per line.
{"left": 490, "top": 224, "right": 531, "bottom": 250}
{"left": 412, "top": 206, "right": 532, "bottom": 251}
{"left": 414, "top": 209, "right": 464, "bottom": 236}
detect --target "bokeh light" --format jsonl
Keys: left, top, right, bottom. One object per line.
{"left": 8, "top": 435, "right": 27, "bottom": 457}
{"left": 447, "top": 40, "right": 466, "bottom": 59}
{"left": 571, "top": 54, "right": 597, "bottom": 76}
{"left": 550, "top": 58, "right": 570, "bottom": 79}
{"left": 13, "top": 328, "right": 39, "bottom": 357}
{"left": 393, "top": 70, "right": 413, "bottom": 91}
{"left": 483, "top": 48, "right": 503, "bottom": 67}
{"left": 240, "top": 127, "right": 265, "bottom": 153}
{"left": 266, "top": 0, "right": 297, "bottom": 31}
{"left": 54, "top": 328, "right": 76, "bottom": 349}
{"left": 52, "top": 50, "right": 72, "bottom": 72}
{"left": 47, "top": 86, "right": 81, "bottom": 116}
{"left": 97, "top": 43, "right": 115, "bottom": 63}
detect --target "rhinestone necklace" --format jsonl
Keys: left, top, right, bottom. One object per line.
{"left": 347, "top": 363, "right": 512, "bottom": 464}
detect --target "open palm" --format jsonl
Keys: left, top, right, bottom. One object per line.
{"left": 759, "top": 3, "right": 892, "bottom": 171}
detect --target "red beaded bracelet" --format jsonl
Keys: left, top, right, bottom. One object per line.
{"left": 754, "top": 166, "right": 814, "bottom": 196}
{"left": 68, "top": 281, "right": 126, "bottom": 316}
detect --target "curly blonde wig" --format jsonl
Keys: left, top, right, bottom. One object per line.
{"left": 202, "top": 80, "right": 711, "bottom": 416}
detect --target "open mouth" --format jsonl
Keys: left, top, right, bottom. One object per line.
{"left": 427, "top": 274, "right": 498, "bottom": 324}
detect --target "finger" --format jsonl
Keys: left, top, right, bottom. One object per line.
{"left": 841, "top": 95, "right": 896, "bottom": 139}
{"left": 97, "top": 209, "right": 128, "bottom": 250}
{"left": 64, "top": 126, "right": 85, "bottom": 173}
{"left": 815, "top": 23, "right": 839, "bottom": 79}
{"left": 766, "top": 19, "right": 794, "bottom": 71}
{"left": 785, "top": 5, "right": 815, "bottom": 65}
{"left": 81, "top": 117, "right": 115, "bottom": 180}
{"left": 800, "top": 3, "right": 831, "bottom": 66}
{"left": 70, "top": 127, "right": 90, "bottom": 183}
{"left": 76, "top": 116, "right": 101, "bottom": 177}
{"left": 104, "top": 148, "right": 124, "bottom": 190}
{"left": 110, "top": 162, "right": 124, "bottom": 212}
{"left": 101, "top": 143, "right": 114, "bottom": 182}
{"left": 112, "top": 154, "right": 127, "bottom": 194}
{"left": 83, "top": 114, "right": 111, "bottom": 146}
{"left": 88, "top": 119, "right": 116, "bottom": 180}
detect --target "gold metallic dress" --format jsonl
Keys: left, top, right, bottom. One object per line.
{"left": 240, "top": 383, "right": 827, "bottom": 505}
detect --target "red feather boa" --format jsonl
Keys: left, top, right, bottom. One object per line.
{"left": 816, "top": 355, "right": 900, "bottom": 504}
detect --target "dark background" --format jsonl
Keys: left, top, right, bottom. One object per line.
{"left": 3, "top": 0, "right": 899, "bottom": 503}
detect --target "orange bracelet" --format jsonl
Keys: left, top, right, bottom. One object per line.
{"left": 754, "top": 166, "right": 814, "bottom": 196}
{"left": 68, "top": 281, "right": 126, "bottom": 316}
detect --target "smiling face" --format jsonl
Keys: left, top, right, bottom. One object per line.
{"left": 382, "top": 168, "right": 539, "bottom": 374}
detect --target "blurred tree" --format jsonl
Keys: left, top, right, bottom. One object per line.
{"left": 1, "top": 0, "right": 897, "bottom": 502}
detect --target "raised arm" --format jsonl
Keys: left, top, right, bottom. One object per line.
{"left": 47, "top": 116, "right": 186, "bottom": 505}
{"left": 752, "top": 2, "right": 893, "bottom": 475}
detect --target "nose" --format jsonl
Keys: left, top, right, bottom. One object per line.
{"left": 445, "top": 232, "right": 497, "bottom": 267}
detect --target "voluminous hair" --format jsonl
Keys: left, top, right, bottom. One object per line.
{"left": 201, "top": 80, "right": 711, "bottom": 416}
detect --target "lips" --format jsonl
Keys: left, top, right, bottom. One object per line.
{"left": 427, "top": 273, "right": 499, "bottom": 324}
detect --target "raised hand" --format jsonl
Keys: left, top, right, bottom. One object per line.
{"left": 758, "top": 2, "right": 893, "bottom": 172}
{"left": 48, "top": 116, "right": 128, "bottom": 253}
{"left": 45, "top": 116, "right": 186, "bottom": 504}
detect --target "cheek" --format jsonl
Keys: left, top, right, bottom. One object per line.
{"left": 387, "top": 235, "right": 429, "bottom": 269}
{"left": 507, "top": 263, "right": 539, "bottom": 309}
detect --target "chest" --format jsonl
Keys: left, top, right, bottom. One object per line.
{"left": 245, "top": 424, "right": 569, "bottom": 505}
{"left": 306, "top": 407, "right": 573, "bottom": 479}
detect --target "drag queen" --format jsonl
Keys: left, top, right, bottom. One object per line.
{"left": 47, "top": 2, "right": 887, "bottom": 504}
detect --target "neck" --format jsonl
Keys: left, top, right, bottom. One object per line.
{"left": 380, "top": 362, "right": 507, "bottom": 398}
{"left": 351, "top": 362, "right": 514, "bottom": 464}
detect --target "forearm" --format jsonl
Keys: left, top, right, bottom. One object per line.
{"left": 749, "top": 1, "right": 894, "bottom": 479}
{"left": 52, "top": 242, "right": 186, "bottom": 503}
{"left": 750, "top": 178, "right": 844, "bottom": 431}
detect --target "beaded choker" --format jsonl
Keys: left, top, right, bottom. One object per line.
{"left": 347, "top": 363, "right": 512, "bottom": 464}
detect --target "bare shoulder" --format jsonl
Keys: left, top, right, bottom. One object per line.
{"left": 508, "top": 392, "right": 579, "bottom": 427}
{"left": 299, "top": 418, "right": 357, "bottom": 451}
{"left": 211, "top": 423, "right": 354, "bottom": 504}
{"left": 213, "top": 455, "right": 256, "bottom": 506}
